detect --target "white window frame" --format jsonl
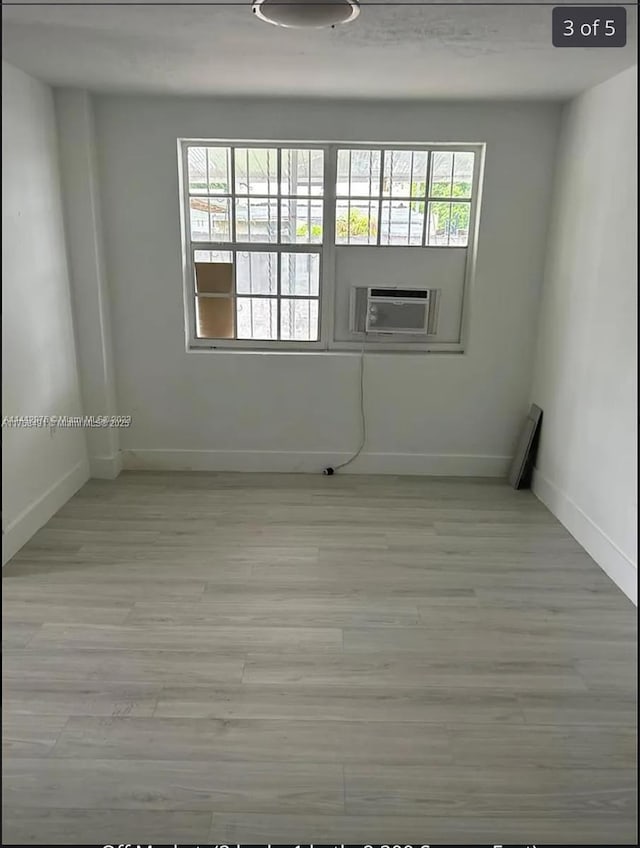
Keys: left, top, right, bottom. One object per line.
{"left": 178, "top": 139, "right": 484, "bottom": 353}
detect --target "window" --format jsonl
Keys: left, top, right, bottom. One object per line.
{"left": 183, "top": 145, "right": 324, "bottom": 344}
{"left": 336, "top": 148, "right": 475, "bottom": 247}
{"left": 180, "top": 141, "right": 481, "bottom": 351}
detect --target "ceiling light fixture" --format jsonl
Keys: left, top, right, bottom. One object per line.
{"left": 251, "top": 0, "right": 360, "bottom": 30}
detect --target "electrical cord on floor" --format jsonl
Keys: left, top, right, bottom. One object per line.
{"left": 323, "top": 337, "right": 367, "bottom": 475}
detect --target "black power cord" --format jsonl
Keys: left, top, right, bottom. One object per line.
{"left": 323, "top": 339, "right": 367, "bottom": 475}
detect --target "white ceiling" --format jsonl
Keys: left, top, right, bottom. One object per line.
{"left": 2, "top": 0, "right": 637, "bottom": 100}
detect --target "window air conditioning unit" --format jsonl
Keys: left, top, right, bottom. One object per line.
{"left": 350, "top": 287, "right": 437, "bottom": 335}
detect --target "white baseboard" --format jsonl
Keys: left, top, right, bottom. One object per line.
{"left": 89, "top": 452, "right": 123, "bottom": 480}
{"left": 2, "top": 459, "right": 89, "bottom": 566}
{"left": 532, "top": 468, "right": 637, "bottom": 605}
{"left": 122, "top": 449, "right": 511, "bottom": 477}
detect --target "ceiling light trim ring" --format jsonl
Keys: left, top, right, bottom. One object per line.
{"left": 252, "top": 0, "right": 361, "bottom": 30}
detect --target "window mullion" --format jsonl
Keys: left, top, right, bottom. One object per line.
{"left": 422, "top": 150, "right": 433, "bottom": 246}
{"left": 229, "top": 147, "right": 237, "bottom": 243}
{"left": 195, "top": 242, "right": 321, "bottom": 254}
{"left": 183, "top": 142, "right": 199, "bottom": 343}
{"left": 197, "top": 292, "right": 317, "bottom": 300}
{"left": 321, "top": 143, "right": 337, "bottom": 347}
{"left": 377, "top": 149, "right": 385, "bottom": 246}
{"left": 276, "top": 149, "right": 282, "bottom": 340}
{"left": 346, "top": 151, "right": 352, "bottom": 246}
{"left": 426, "top": 196, "right": 471, "bottom": 203}
{"left": 226, "top": 147, "right": 237, "bottom": 338}
{"left": 408, "top": 152, "right": 416, "bottom": 246}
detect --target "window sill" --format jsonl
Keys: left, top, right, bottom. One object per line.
{"left": 186, "top": 344, "right": 465, "bottom": 356}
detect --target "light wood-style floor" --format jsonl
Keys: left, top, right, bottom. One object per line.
{"left": 2, "top": 472, "right": 637, "bottom": 844}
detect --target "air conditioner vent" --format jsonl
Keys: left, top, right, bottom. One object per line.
{"left": 369, "top": 288, "right": 428, "bottom": 300}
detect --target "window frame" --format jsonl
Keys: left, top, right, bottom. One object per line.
{"left": 189, "top": 242, "right": 325, "bottom": 348}
{"left": 335, "top": 146, "right": 475, "bottom": 248}
{"left": 178, "top": 139, "right": 484, "bottom": 353}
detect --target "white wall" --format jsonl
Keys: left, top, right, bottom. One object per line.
{"left": 88, "top": 94, "right": 561, "bottom": 475}
{"left": 2, "top": 62, "right": 88, "bottom": 564}
{"left": 530, "top": 66, "right": 637, "bottom": 604}
{"left": 55, "top": 89, "right": 121, "bottom": 480}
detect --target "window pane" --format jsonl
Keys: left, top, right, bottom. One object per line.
{"left": 383, "top": 150, "right": 427, "bottom": 198}
{"left": 427, "top": 201, "right": 451, "bottom": 245}
{"left": 336, "top": 200, "right": 379, "bottom": 245}
{"left": 207, "top": 147, "right": 231, "bottom": 194}
{"left": 337, "top": 149, "right": 381, "bottom": 198}
{"left": 209, "top": 197, "right": 231, "bottom": 241}
{"left": 449, "top": 202, "right": 471, "bottom": 246}
{"left": 236, "top": 297, "right": 278, "bottom": 340}
{"left": 336, "top": 150, "right": 349, "bottom": 196}
{"left": 194, "top": 261, "right": 233, "bottom": 294}
{"left": 281, "top": 149, "right": 324, "bottom": 196}
{"left": 187, "top": 147, "right": 207, "bottom": 194}
{"left": 410, "top": 151, "right": 429, "bottom": 197}
{"left": 281, "top": 199, "right": 323, "bottom": 244}
{"left": 189, "top": 197, "right": 210, "bottom": 240}
{"left": 189, "top": 197, "right": 231, "bottom": 242}
{"left": 453, "top": 152, "right": 474, "bottom": 199}
{"left": 188, "top": 147, "right": 230, "bottom": 195}
{"left": 281, "top": 253, "right": 320, "bottom": 296}
{"left": 427, "top": 201, "right": 469, "bottom": 246}
{"left": 194, "top": 250, "right": 233, "bottom": 263}
{"left": 236, "top": 252, "right": 277, "bottom": 295}
{"left": 280, "top": 298, "right": 319, "bottom": 341}
{"left": 380, "top": 200, "right": 424, "bottom": 246}
{"left": 429, "top": 151, "right": 454, "bottom": 198}
{"left": 235, "top": 147, "right": 278, "bottom": 195}
{"left": 235, "top": 198, "right": 278, "bottom": 243}
{"left": 195, "top": 296, "right": 234, "bottom": 339}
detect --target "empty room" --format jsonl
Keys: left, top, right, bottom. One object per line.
{"left": 1, "top": 0, "right": 637, "bottom": 845}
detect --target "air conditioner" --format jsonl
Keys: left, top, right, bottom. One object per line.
{"left": 350, "top": 286, "right": 435, "bottom": 335}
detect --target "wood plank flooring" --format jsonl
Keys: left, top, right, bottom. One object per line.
{"left": 2, "top": 472, "right": 637, "bottom": 844}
